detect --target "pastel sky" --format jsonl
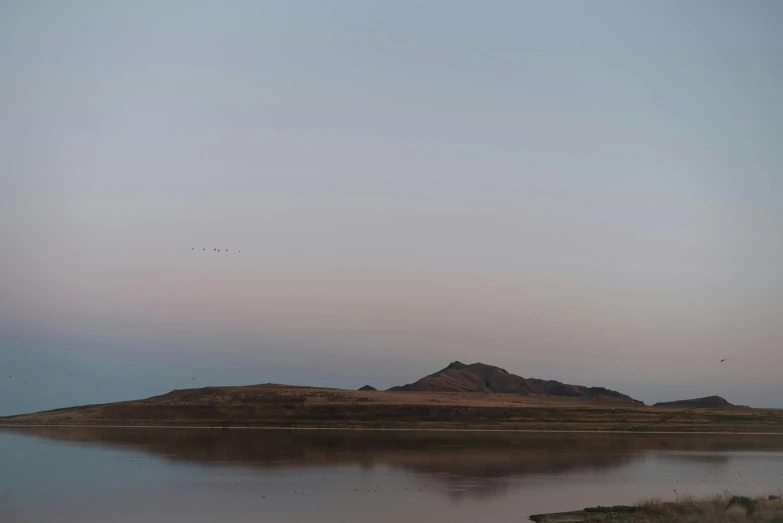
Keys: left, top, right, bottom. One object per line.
{"left": 2, "top": 1, "right": 782, "bottom": 415}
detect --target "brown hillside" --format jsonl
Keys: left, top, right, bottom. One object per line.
{"left": 2, "top": 384, "right": 782, "bottom": 431}
{"left": 388, "top": 361, "right": 642, "bottom": 405}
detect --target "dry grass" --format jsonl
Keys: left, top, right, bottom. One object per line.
{"left": 579, "top": 493, "right": 783, "bottom": 522}
{"left": 727, "top": 505, "right": 749, "bottom": 521}
{"left": 530, "top": 493, "right": 783, "bottom": 522}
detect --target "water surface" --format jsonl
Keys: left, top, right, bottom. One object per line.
{"left": 1, "top": 428, "right": 782, "bottom": 522}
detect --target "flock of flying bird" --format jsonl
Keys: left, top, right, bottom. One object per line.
{"left": 193, "top": 248, "right": 241, "bottom": 252}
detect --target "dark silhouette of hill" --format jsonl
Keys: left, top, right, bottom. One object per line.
{"left": 653, "top": 396, "right": 732, "bottom": 408}
{"left": 358, "top": 385, "right": 377, "bottom": 391}
{"left": 388, "top": 361, "right": 642, "bottom": 404}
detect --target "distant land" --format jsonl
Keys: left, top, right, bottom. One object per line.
{"left": 388, "top": 361, "right": 642, "bottom": 404}
{"left": 653, "top": 396, "right": 735, "bottom": 408}
{"left": 1, "top": 360, "right": 781, "bottom": 432}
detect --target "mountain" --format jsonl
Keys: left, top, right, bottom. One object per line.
{"left": 653, "top": 396, "right": 732, "bottom": 408}
{"left": 388, "top": 361, "right": 642, "bottom": 404}
{"left": 358, "top": 385, "right": 377, "bottom": 391}
{"left": 3, "top": 383, "right": 778, "bottom": 430}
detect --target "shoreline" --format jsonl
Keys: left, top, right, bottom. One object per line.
{"left": 2, "top": 424, "right": 783, "bottom": 435}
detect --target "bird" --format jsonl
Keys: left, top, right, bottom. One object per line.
{"left": 721, "top": 359, "right": 727, "bottom": 363}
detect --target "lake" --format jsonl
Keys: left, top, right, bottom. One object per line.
{"left": 1, "top": 427, "right": 782, "bottom": 522}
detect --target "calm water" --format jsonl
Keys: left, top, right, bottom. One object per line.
{"left": 1, "top": 428, "right": 782, "bottom": 522}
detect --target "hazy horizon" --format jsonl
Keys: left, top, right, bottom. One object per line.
{"left": 2, "top": 0, "right": 782, "bottom": 416}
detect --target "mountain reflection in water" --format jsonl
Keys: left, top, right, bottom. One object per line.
{"left": 6, "top": 427, "right": 783, "bottom": 501}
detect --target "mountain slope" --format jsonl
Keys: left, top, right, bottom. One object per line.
{"left": 388, "top": 361, "right": 642, "bottom": 404}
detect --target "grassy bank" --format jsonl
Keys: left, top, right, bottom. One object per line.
{"left": 531, "top": 494, "right": 783, "bottom": 522}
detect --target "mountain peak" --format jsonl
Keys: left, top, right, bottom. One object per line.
{"left": 388, "top": 361, "right": 642, "bottom": 404}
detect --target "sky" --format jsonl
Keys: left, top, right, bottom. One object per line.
{"left": 1, "top": 0, "right": 782, "bottom": 415}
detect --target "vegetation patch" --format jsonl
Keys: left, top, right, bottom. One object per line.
{"left": 536, "top": 493, "right": 783, "bottom": 522}
{"left": 727, "top": 495, "right": 758, "bottom": 515}
{"left": 584, "top": 506, "right": 636, "bottom": 514}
